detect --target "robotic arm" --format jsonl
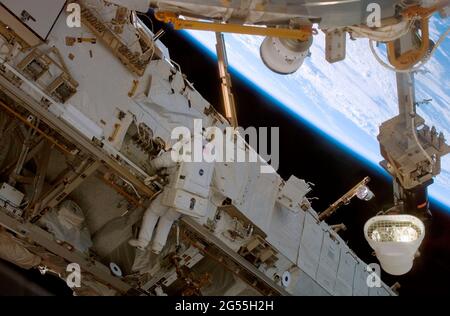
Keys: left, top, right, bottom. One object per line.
{"left": 365, "top": 16, "right": 449, "bottom": 275}
{"left": 378, "top": 39, "right": 450, "bottom": 219}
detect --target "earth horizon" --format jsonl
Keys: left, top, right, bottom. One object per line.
{"left": 183, "top": 17, "right": 450, "bottom": 212}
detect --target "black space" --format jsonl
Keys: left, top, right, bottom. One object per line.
{"left": 1, "top": 14, "right": 449, "bottom": 297}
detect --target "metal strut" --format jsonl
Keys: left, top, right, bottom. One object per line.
{"left": 215, "top": 32, "right": 238, "bottom": 128}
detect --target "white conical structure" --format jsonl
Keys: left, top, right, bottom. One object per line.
{"left": 364, "top": 214, "right": 425, "bottom": 276}
{"left": 260, "top": 36, "right": 312, "bottom": 74}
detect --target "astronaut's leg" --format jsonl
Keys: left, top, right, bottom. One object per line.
{"left": 151, "top": 208, "right": 181, "bottom": 254}
{"left": 150, "top": 150, "right": 177, "bottom": 170}
{"left": 129, "top": 194, "right": 169, "bottom": 250}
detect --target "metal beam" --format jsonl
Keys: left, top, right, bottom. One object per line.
{"left": 30, "top": 158, "right": 101, "bottom": 221}
{"left": 0, "top": 209, "right": 134, "bottom": 294}
{"left": 180, "top": 216, "right": 290, "bottom": 296}
{"left": 29, "top": 141, "right": 52, "bottom": 207}
{"left": 319, "top": 176, "right": 371, "bottom": 221}
{"left": 0, "top": 72, "right": 157, "bottom": 198}
{"left": 215, "top": 32, "right": 238, "bottom": 128}
{"left": 155, "top": 11, "right": 312, "bottom": 41}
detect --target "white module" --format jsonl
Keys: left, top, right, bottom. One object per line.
{"left": 0, "top": 183, "right": 24, "bottom": 207}
{"left": 162, "top": 187, "right": 209, "bottom": 218}
{"left": 277, "top": 175, "right": 312, "bottom": 212}
{"left": 1, "top": 0, "right": 66, "bottom": 40}
{"left": 169, "top": 161, "right": 214, "bottom": 198}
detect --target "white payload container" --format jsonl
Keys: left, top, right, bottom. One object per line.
{"left": 364, "top": 214, "right": 425, "bottom": 276}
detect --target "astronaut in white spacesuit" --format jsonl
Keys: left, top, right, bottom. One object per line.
{"left": 129, "top": 146, "right": 214, "bottom": 254}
